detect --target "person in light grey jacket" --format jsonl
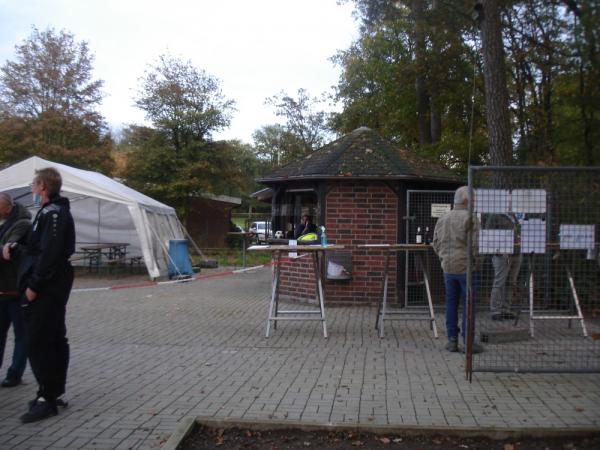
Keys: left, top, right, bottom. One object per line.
{"left": 432, "top": 186, "right": 482, "bottom": 353}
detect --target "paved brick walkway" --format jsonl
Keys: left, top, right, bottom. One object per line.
{"left": 0, "top": 267, "right": 598, "bottom": 449}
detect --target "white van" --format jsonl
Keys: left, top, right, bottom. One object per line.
{"left": 249, "top": 221, "right": 271, "bottom": 243}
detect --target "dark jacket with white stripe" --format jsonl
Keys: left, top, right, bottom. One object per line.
{"left": 16, "top": 195, "right": 75, "bottom": 294}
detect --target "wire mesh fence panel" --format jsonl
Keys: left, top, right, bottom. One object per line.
{"left": 405, "top": 190, "right": 455, "bottom": 307}
{"left": 468, "top": 167, "right": 600, "bottom": 374}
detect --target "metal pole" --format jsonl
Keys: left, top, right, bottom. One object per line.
{"left": 466, "top": 166, "right": 474, "bottom": 381}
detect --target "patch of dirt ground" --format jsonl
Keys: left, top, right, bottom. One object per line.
{"left": 180, "top": 425, "right": 600, "bottom": 450}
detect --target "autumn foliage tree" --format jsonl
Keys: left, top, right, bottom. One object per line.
{"left": 134, "top": 54, "right": 235, "bottom": 155}
{"left": 121, "top": 55, "right": 244, "bottom": 217}
{"left": 264, "top": 88, "right": 332, "bottom": 158}
{"left": 0, "top": 27, "right": 113, "bottom": 172}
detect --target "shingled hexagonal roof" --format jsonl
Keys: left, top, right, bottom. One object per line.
{"left": 258, "top": 127, "right": 461, "bottom": 183}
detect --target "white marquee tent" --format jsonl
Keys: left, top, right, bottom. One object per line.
{"left": 0, "top": 156, "right": 187, "bottom": 279}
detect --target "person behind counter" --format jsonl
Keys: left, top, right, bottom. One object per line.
{"left": 294, "top": 215, "right": 318, "bottom": 239}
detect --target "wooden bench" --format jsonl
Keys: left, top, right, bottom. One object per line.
{"left": 106, "top": 257, "right": 126, "bottom": 265}
{"left": 128, "top": 256, "right": 145, "bottom": 274}
{"left": 128, "top": 256, "right": 143, "bottom": 266}
{"left": 69, "top": 254, "right": 88, "bottom": 263}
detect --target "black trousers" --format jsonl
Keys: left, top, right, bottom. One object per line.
{"left": 23, "top": 265, "right": 73, "bottom": 402}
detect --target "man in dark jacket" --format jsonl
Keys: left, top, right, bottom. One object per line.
{"left": 294, "top": 215, "right": 317, "bottom": 239}
{"left": 0, "top": 193, "right": 31, "bottom": 387}
{"left": 3, "top": 168, "right": 75, "bottom": 423}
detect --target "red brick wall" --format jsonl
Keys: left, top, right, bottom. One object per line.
{"left": 277, "top": 253, "right": 317, "bottom": 303}
{"left": 278, "top": 182, "right": 399, "bottom": 305}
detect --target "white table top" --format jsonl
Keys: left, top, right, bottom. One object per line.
{"left": 247, "top": 244, "right": 345, "bottom": 252}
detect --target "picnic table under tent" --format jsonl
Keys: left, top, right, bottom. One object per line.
{"left": 0, "top": 156, "right": 195, "bottom": 279}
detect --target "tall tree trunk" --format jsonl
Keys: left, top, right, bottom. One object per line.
{"left": 479, "top": 0, "right": 513, "bottom": 166}
{"left": 579, "top": 57, "right": 594, "bottom": 165}
{"left": 412, "top": 0, "right": 431, "bottom": 146}
{"left": 429, "top": 0, "right": 442, "bottom": 144}
{"left": 430, "top": 109, "right": 442, "bottom": 143}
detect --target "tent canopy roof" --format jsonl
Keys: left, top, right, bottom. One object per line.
{"left": 0, "top": 156, "right": 184, "bottom": 279}
{"left": 0, "top": 156, "right": 174, "bottom": 214}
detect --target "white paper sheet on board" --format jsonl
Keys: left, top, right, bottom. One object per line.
{"left": 288, "top": 239, "right": 297, "bottom": 258}
{"left": 475, "top": 189, "right": 510, "bottom": 213}
{"left": 521, "top": 219, "right": 546, "bottom": 253}
{"left": 431, "top": 203, "right": 452, "bottom": 218}
{"left": 511, "top": 189, "right": 547, "bottom": 213}
{"left": 560, "top": 225, "right": 595, "bottom": 250}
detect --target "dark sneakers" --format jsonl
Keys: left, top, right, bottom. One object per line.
{"left": 447, "top": 337, "right": 485, "bottom": 354}
{"left": 20, "top": 398, "right": 58, "bottom": 424}
{"left": 1, "top": 377, "right": 21, "bottom": 387}
{"left": 445, "top": 337, "right": 459, "bottom": 352}
{"left": 27, "top": 397, "right": 68, "bottom": 410}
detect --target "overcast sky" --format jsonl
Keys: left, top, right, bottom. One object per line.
{"left": 0, "top": 0, "right": 358, "bottom": 143}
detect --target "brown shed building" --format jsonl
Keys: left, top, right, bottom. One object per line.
{"left": 186, "top": 194, "right": 241, "bottom": 248}
{"left": 257, "top": 127, "right": 462, "bottom": 305}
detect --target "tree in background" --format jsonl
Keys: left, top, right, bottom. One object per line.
{"left": 134, "top": 54, "right": 236, "bottom": 155}
{"left": 334, "top": 0, "right": 599, "bottom": 168}
{"left": 560, "top": 0, "right": 600, "bottom": 165}
{"left": 122, "top": 57, "right": 251, "bottom": 217}
{"left": 333, "top": 0, "right": 488, "bottom": 172}
{"left": 119, "top": 125, "right": 259, "bottom": 218}
{"left": 475, "top": 0, "right": 513, "bottom": 166}
{"left": 252, "top": 124, "right": 306, "bottom": 167}
{"left": 265, "top": 88, "right": 332, "bottom": 158}
{"left": 0, "top": 27, "right": 113, "bottom": 172}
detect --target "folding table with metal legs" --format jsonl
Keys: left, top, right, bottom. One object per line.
{"left": 526, "top": 250, "right": 589, "bottom": 338}
{"left": 248, "top": 244, "right": 344, "bottom": 338}
{"left": 363, "top": 244, "right": 438, "bottom": 339}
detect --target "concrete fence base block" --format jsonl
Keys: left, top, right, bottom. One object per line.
{"left": 480, "top": 329, "right": 531, "bottom": 344}
{"left": 200, "top": 259, "right": 219, "bottom": 268}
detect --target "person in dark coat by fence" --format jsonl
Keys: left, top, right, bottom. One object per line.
{"left": 3, "top": 168, "right": 75, "bottom": 423}
{"left": 0, "top": 193, "right": 31, "bottom": 388}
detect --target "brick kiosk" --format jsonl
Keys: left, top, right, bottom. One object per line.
{"left": 256, "top": 127, "right": 461, "bottom": 305}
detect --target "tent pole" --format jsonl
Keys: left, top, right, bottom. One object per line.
{"left": 177, "top": 217, "right": 208, "bottom": 262}
{"left": 147, "top": 223, "right": 184, "bottom": 278}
